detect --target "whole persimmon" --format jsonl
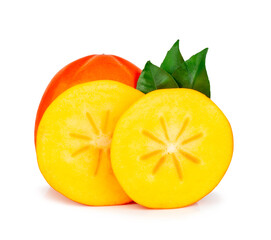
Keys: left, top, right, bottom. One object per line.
{"left": 34, "top": 54, "right": 141, "bottom": 142}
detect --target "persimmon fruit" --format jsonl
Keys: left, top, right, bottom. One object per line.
{"left": 36, "top": 81, "right": 144, "bottom": 205}
{"left": 35, "top": 54, "right": 141, "bottom": 142}
{"left": 111, "top": 89, "right": 233, "bottom": 209}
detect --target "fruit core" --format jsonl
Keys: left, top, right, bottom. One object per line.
{"left": 93, "top": 134, "right": 112, "bottom": 149}
{"left": 166, "top": 143, "right": 177, "bottom": 154}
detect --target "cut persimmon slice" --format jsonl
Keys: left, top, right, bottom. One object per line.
{"left": 111, "top": 89, "right": 233, "bottom": 209}
{"left": 36, "top": 80, "right": 144, "bottom": 205}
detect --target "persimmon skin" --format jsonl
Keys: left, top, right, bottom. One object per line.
{"left": 34, "top": 54, "right": 141, "bottom": 142}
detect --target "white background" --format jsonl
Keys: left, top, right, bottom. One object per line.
{"left": 1, "top": 0, "right": 270, "bottom": 239}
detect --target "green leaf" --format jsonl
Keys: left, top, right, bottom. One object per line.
{"left": 172, "top": 48, "right": 211, "bottom": 97}
{"left": 160, "top": 40, "right": 184, "bottom": 74}
{"left": 136, "top": 61, "right": 179, "bottom": 94}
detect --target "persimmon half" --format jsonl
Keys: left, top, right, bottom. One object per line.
{"left": 34, "top": 54, "right": 141, "bottom": 142}
{"left": 111, "top": 89, "right": 233, "bottom": 209}
{"left": 36, "top": 81, "right": 144, "bottom": 205}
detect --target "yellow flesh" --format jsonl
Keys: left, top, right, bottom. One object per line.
{"left": 111, "top": 89, "right": 233, "bottom": 209}
{"left": 36, "top": 80, "right": 144, "bottom": 205}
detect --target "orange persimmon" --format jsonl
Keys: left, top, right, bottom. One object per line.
{"left": 34, "top": 54, "right": 141, "bottom": 142}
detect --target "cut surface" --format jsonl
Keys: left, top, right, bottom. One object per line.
{"left": 111, "top": 89, "right": 233, "bottom": 209}
{"left": 36, "top": 80, "right": 144, "bottom": 205}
